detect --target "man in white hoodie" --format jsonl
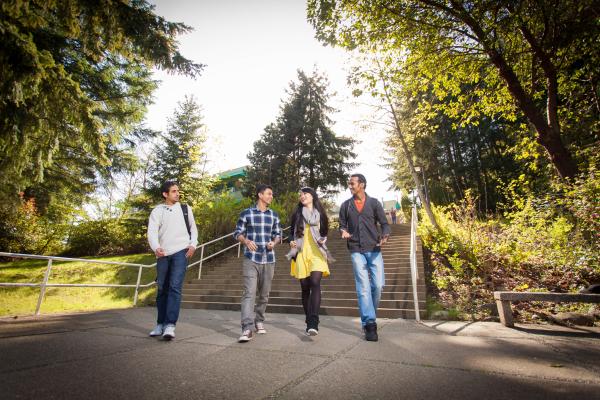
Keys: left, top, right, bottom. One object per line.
{"left": 147, "top": 181, "right": 198, "bottom": 340}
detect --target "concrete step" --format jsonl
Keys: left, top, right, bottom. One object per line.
{"left": 181, "top": 288, "right": 426, "bottom": 300}
{"left": 198, "top": 265, "right": 422, "bottom": 275}
{"left": 182, "top": 224, "right": 427, "bottom": 319}
{"left": 180, "top": 301, "right": 425, "bottom": 319}
{"left": 183, "top": 283, "right": 427, "bottom": 291}
{"left": 189, "top": 272, "right": 422, "bottom": 282}
{"left": 200, "top": 260, "right": 424, "bottom": 271}
{"left": 181, "top": 294, "right": 426, "bottom": 308}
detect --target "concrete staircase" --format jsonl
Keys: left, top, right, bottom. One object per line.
{"left": 181, "top": 224, "right": 426, "bottom": 319}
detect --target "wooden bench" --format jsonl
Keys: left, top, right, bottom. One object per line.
{"left": 493, "top": 291, "right": 600, "bottom": 327}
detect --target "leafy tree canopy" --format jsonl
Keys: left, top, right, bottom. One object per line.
{"left": 0, "top": 0, "right": 204, "bottom": 204}
{"left": 308, "top": 0, "right": 599, "bottom": 179}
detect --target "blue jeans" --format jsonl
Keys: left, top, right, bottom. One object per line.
{"left": 350, "top": 251, "right": 385, "bottom": 326}
{"left": 156, "top": 249, "right": 188, "bottom": 325}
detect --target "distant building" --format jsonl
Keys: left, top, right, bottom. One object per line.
{"left": 213, "top": 166, "right": 247, "bottom": 200}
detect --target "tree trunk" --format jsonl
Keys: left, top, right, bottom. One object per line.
{"left": 376, "top": 61, "right": 439, "bottom": 229}
{"left": 444, "top": 2, "right": 579, "bottom": 179}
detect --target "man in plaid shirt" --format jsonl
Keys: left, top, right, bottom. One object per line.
{"left": 233, "top": 184, "right": 282, "bottom": 342}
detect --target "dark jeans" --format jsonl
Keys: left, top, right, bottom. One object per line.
{"left": 156, "top": 249, "right": 188, "bottom": 325}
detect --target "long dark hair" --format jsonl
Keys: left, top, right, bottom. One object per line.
{"left": 290, "top": 187, "right": 329, "bottom": 238}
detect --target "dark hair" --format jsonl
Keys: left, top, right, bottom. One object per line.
{"left": 161, "top": 180, "right": 179, "bottom": 197}
{"left": 351, "top": 173, "right": 367, "bottom": 188}
{"left": 255, "top": 184, "right": 273, "bottom": 199}
{"left": 290, "top": 187, "right": 329, "bottom": 239}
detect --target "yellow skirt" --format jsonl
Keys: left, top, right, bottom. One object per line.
{"left": 290, "top": 227, "right": 330, "bottom": 279}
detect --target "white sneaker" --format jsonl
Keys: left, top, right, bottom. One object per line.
{"left": 255, "top": 322, "right": 266, "bottom": 334}
{"left": 238, "top": 329, "right": 254, "bottom": 342}
{"left": 162, "top": 324, "right": 175, "bottom": 340}
{"left": 307, "top": 328, "right": 318, "bottom": 336}
{"left": 149, "top": 324, "right": 164, "bottom": 337}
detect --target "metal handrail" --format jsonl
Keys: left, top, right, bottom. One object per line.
{"left": 409, "top": 204, "right": 421, "bottom": 321}
{"left": 193, "top": 226, "right": 291, "bottom": 279}
{"left": 0, "top": 251, "right": 155, "bottom": 315}
{"left": 0, "top": 224, "right": 292, "bottom": 315}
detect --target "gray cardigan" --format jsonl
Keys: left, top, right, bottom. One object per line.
{"left": 339, "top": 194, "right": 391, "bottom": 253}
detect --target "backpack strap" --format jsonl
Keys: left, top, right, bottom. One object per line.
{"left": 344, "top": 200, "right": 350, "bottom": 222}
{"left": 180, "top": 203, "right": 191, "bottom": 239}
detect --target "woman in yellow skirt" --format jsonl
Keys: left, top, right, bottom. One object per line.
{"left": 286, "top": 187, "right": 334, "bottom": 335}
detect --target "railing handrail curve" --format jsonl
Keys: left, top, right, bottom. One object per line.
{"left": 0, "top": 224, "right": 292, "bottom": 316}
{"left": 409, "top": 204, "right": 421, "bottom": 321}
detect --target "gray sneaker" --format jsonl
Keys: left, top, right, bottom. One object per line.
{"left": 149, "top": 324, "right": 164, "bottom": 337}
{"left": 255, "top": 322, "right": 266, "bottom": 334}
{"left": 162, "top": 324, "right": 176, "bottom": 340}
{"left": 238, "top": 329, "right": 254, "bottom": 342}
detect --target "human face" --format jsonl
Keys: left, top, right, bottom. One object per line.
{"left": 258, "top": 188, "right": 273, "bottom": 207}
{"left": 163, "top": 185, "right": 180, "bottom": 204}
{"left": 299, "top": 190, "right": 313, "bottom": 207}
{"left": 348, "top": 176, "right": 364, "bottom": 196}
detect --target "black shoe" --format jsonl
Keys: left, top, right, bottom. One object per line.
{"left": 306, "top": 315, "right": 319, "bottom": 336}
{"left": 364, "top": 322, "right": 378, "bottom": 342}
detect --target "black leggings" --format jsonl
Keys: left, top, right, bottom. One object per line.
{"left": 300, "top": 271, "right": 323, "bottom": 320}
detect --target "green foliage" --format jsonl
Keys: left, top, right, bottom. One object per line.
{"left": 148, "top": 95, "right": 212, "bottom": 205}
{"left": 418, "top": 188, "right": 600, "bottom": 321}
{"left": 66, "top": 217, "right": 147, "bottom": 257}
{"left": 308, "top": 0, "right": 599, "bottom": 179}
{"left": 246, "top": 69, "right": 357, "bottom": 196}
{"left": 269, "top": 192, "right": 300, "bottom": 231}
{"left": 558, "top": 166, "right": 600, "bottom": 270}
{"left": 400, "top": 193, "right": 412, "bottom": 223}
{"left": 0, "top": 0, "right": 203, "bottom": 205}
{"left": 193, "top": 193, "right": 253, "bottom": 245}
{"left": 0, "top": 196, "right": 71, "bottom": 256}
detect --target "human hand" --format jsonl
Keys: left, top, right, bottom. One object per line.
{"left": 378, "top": 235, "right": 389, "bottom": 246}
{"left": 266, "top": 241, "right": 275, "bottom": 250}
{"left": 155, "top": 248, "right": 166, "bottom": 258}
{"left": 290, "top": 241, "right": 297, "bottom": 248}
{"left": 185, "top": 246, "right": 195, "bottom": 258}
{"left": 245, "top": 239, "right": 258, "bottom": 252}
{"left": 341, "top": 230, "right": 351, "bottom": 239}
{"left": 317, "top": 237, "right": 327, "bottom": 245}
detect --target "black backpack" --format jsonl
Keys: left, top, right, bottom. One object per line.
{"left": 180, "top": 203, "right": 191, "bottom": 239}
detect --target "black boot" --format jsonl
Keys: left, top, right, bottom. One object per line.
{"left": 364, "top": 322, "right": 378, "bottom": 342}
{"left": 306, "top": 315, "right": 319, "bottom": 336}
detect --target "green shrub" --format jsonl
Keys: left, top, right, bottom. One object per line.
{"left": 66, "top": 218, "right": 146, "bottom": 256}
{"left": 0, "top": 197, "right": 68, "bottom": 256}
{"left": 418, "top": 186, "right": 600, "bottom": 321}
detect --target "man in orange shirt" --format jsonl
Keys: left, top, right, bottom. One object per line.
{"left": 339, "top": 174, "right": 390, "bottom": 341}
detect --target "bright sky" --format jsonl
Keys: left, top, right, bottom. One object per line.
{"left": 146, "top": 0, "right": 400, "bottom": 206}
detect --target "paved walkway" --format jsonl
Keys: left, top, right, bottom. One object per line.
{"left": 1, "top": 308, "right": 599, "bottom": 399}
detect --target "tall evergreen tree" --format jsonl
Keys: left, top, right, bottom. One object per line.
{"left": 0, "top": 0, "right": 203, "bottom": 204}
{"left": 148, "top": 95, "right": 209, "bottom": 205}
{"left": 247, "top": 69, "right": 357, "bottom": 195}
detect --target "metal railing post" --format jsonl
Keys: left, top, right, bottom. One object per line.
{"left": 410, "top": 205, "right": 421, "bottom": 321}
{"left": 133, "top": 265, "right": 143, "bottom": 306}
{"left": 197, "top": 245, "right": 205, "bottom": 279}
{"left": 1, "top": 227, "right": 291, "bottom": 313}
{"left": 35, "top": 259, "right": 53, "bottom": 315}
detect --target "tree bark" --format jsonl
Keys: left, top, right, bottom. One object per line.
{"left": 433, "top": 1, "right": 579, "bottom": 179}
{"left": 376, "top": 60, "right": 439, "bottom": 229}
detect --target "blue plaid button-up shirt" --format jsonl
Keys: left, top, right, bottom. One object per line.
{"left": 233, "top": 206, "right": 282, "bottom": 264}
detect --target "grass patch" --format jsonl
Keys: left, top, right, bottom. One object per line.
{"left": 426, "top": 295, "right": 459, "bottom": 320}
{"left": 0, "top": 254, "right": 170, "bottom": 317}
